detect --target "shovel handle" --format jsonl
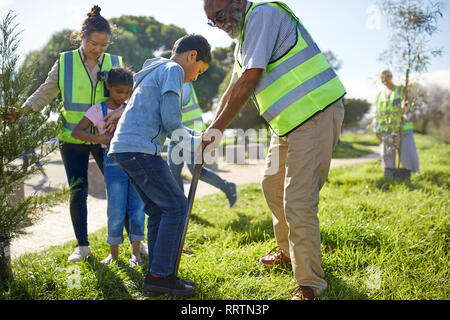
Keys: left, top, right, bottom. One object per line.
{"left": 173, "top": 163, "right": 203, "bottom": 277}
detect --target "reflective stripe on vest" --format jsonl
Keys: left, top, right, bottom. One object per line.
{"left": 58, "top": 49, "right": 122, "bottom": 144}
{"left": 235, "top": 1, "right": 346, "bottom": 136}
{"left": 182, "top": 82, "right": 206, "bottom": 131}
{"left": 376, "top": 86, "right": 413, "bottom": 132}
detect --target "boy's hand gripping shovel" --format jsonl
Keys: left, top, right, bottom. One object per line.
{"left": 168, "top": 162, "right": 203, "bottom": 300}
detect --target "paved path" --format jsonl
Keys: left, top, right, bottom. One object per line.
{"left": 10, "top": 146, "right": 379, "bottom": 259}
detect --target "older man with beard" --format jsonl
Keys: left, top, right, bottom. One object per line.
{"left": 202, "top": 0, "right": 346, "bottom": 300}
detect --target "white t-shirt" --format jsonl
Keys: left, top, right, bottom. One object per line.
{"left": 84, "top": 102, "right": 125, "bottom": 147}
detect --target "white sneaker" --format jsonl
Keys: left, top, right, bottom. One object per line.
{"left": 68, "top": 246, "right": 91, "bottom": 262}
{"left": 140, "top": 242, "right": 148, "bottom": 256}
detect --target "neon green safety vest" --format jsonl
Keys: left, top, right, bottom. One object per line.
{"left": 376, "top": 86, "right": 413, "bottom": 133}
{"left": 234, "top": 1, "right": 346, "bottom": 136}
{"left": 182, "top": 82, "right": 206, "bottom": 131}
{"left": 58, "top": 49, "right": 123, "bottom": 144}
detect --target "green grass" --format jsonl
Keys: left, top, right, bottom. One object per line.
{"left": 1, "top": 134, "right": 448, "bottom": 300}
{"left": 332, "top": 132, "right": 379, "bottom": 158}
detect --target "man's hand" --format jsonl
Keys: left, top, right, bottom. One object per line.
{"left": 201, "top": 128, "right": 213, "bottom": 151}
{"left": 201, "top": 127, "right": 223, "bottom": 151}
{"left": 200, "top": 127, "right": 223, "bottom": 166}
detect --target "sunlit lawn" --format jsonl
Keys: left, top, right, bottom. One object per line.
{"left": 2, "top": 134, "right": 448, "bottom": 300}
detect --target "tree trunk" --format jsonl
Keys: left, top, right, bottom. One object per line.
{"left": 397, "top": 69, "right": 410, "bottom": 169}
{"left": 0, "top": 183, "right": 24, "bottom": 286}
{"left": 0, "top": 236, "right": 13, "bottom": 288}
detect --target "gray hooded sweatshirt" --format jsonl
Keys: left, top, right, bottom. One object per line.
{"left": 109, "top": 57, "right": 200, "bottom": 156}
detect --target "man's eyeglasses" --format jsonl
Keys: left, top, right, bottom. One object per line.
{"left": 207, "top": 0, "right": 232, "bottom": 27}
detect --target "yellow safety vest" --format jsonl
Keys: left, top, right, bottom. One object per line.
{"left": 235, "top": 1, "right": 346, "bottom": 136}
{"left": 376, "top": 86, "right": 413, "bottom": 132}
{"left": 182, "top": 82, "right": 206, "bottom": 131}
{"left": 58, "top": 49, "right": 123, "bottom": 144}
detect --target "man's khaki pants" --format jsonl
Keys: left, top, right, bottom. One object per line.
{"left": 261, "top": 99, "right": 344, "bottom": 296}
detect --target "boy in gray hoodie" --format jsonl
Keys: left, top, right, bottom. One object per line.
{"left": 109, "top": 34, "right": 210, "bottom": 297}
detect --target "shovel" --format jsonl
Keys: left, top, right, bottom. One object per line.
{"left": 168, "top": 163, "right": 203, "bottom": 300}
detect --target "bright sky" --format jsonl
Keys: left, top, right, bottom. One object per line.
{"left": 1, "top": 0, "right": 450, "bottom": 104}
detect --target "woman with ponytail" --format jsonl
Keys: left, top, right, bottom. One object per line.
{"left": 22, "top": 6, "right": 144, "bottom": 262}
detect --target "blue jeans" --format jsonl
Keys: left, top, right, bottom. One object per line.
{"left": 111, "top": 152, "right": 188, "bottom": 277}
{"left": 103, "top": 150, "right": 146, "bottom": 245}
{"left": 21, "top": 149, "right": 43, "bottom": 169}
{"left": 167, "top": 140, "right": 230, "bottom": 193}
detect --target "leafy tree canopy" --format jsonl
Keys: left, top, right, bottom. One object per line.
{"left": 342, "top": 98, "right": 371, "bottom": 129}
{"left": 20, "top": 15, "right": 232, "bottom": 112}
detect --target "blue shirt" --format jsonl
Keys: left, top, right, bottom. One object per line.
{"left": 109, "top": 58, "right": 200, "bottom": 156}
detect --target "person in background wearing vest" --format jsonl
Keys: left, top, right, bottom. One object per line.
{"left": 167, "top": 81, "right": 238, "bottom": 207}
{"left": 72, "top": 67, "right": 146, "bottom": 268}
{"left": 20, "top": 6, "right": 147, "bottom": 262}
{"left": 374, "top": 70, "right": 420, "bottom": 177}
{"left": 21, "top": 149, "right": 49, "bottom": 190}
{"left": 203, "top": 0, "right": 345, "bottom": 300}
